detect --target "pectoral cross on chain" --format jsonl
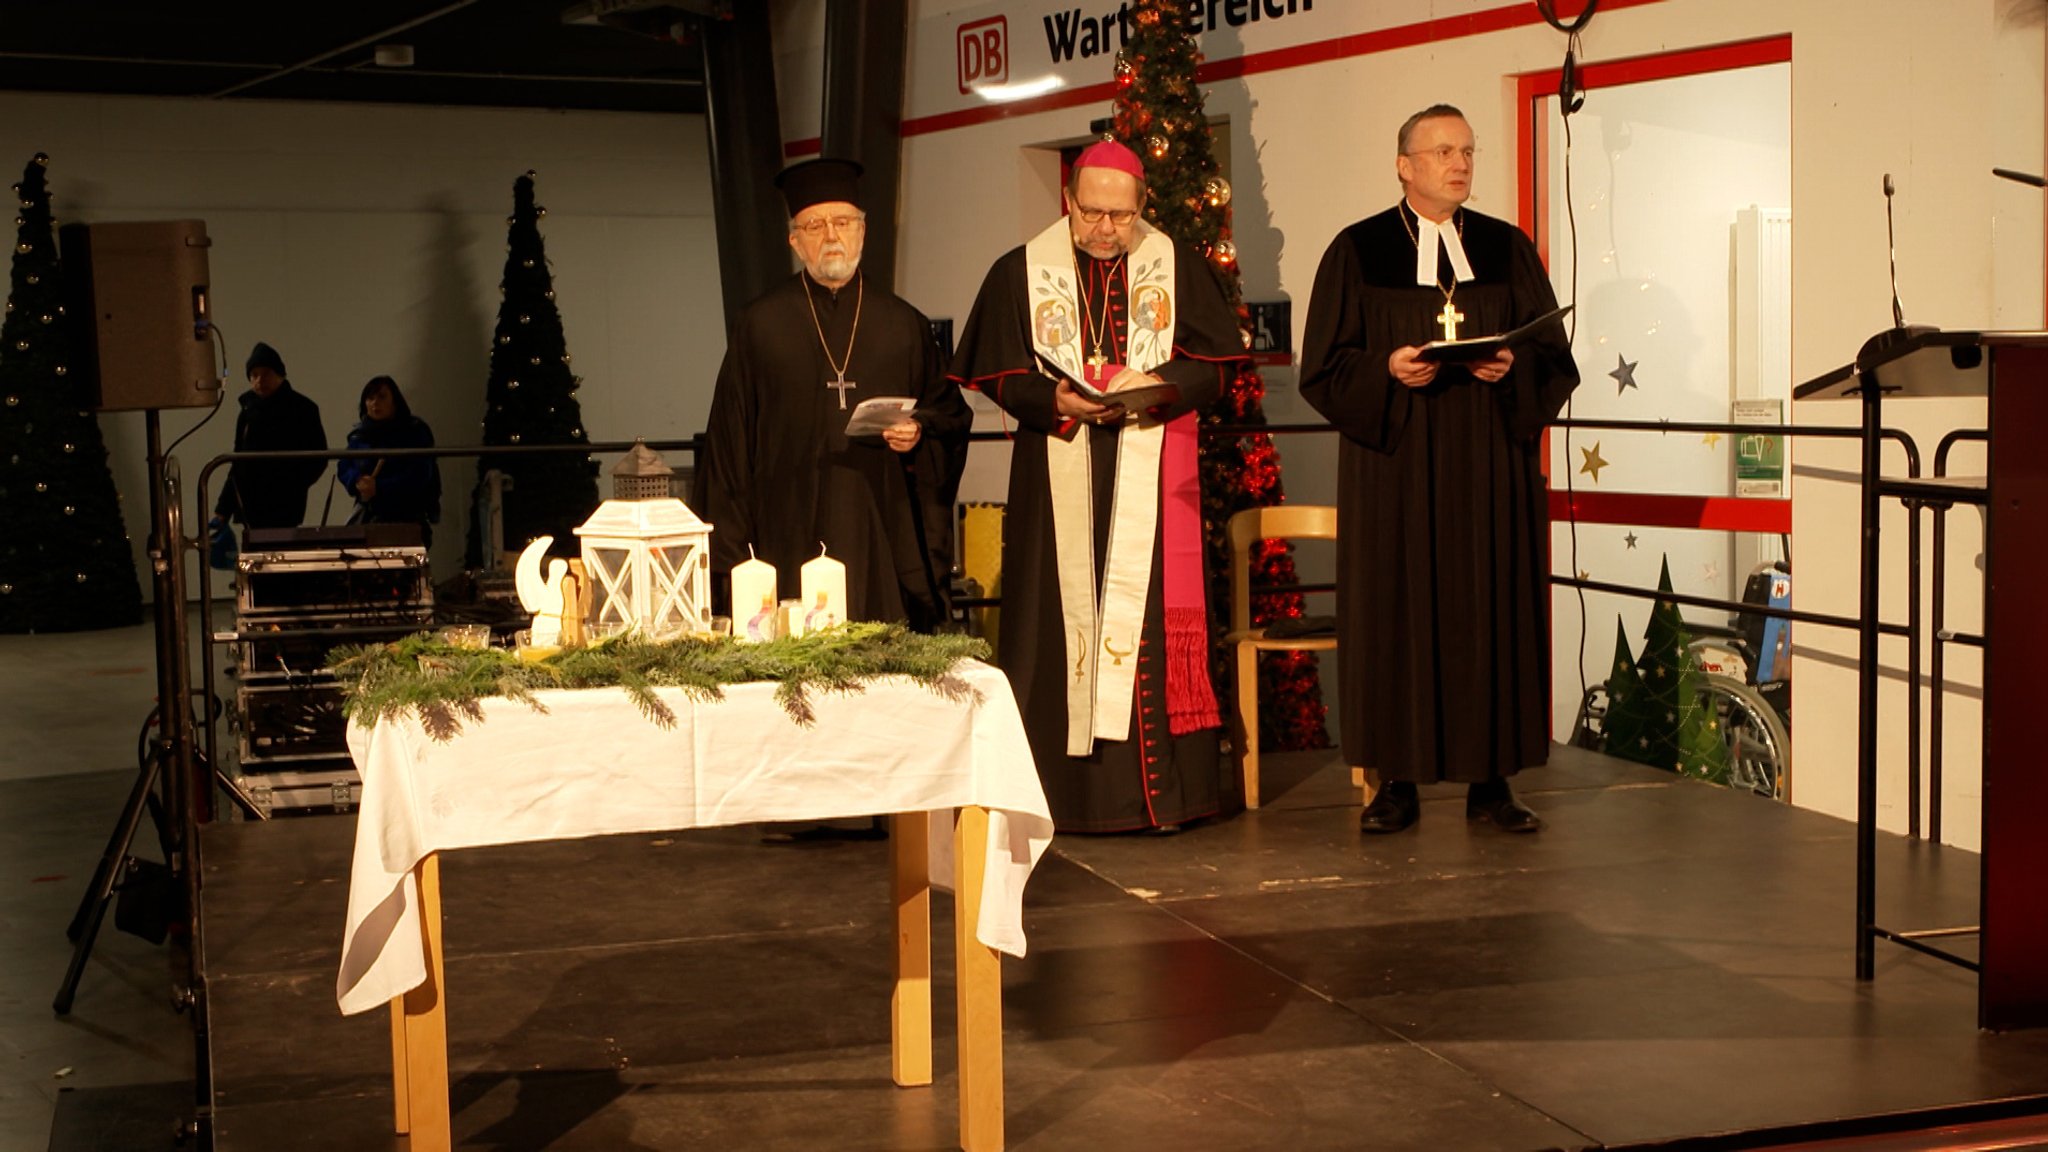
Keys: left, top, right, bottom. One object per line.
{"left": 825, "top": 373, "right": 857, "bottom": 410}
{"left": 1437, "top": 301, "right": 1465, "bottom": 341}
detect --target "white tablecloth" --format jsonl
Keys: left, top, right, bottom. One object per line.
{"left": 336, "top": 660, "right": 1053, "bottom": 1016}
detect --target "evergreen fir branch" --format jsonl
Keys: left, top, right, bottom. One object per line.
{"left": 328, "top": 624, "right": 991, "bottom": 736}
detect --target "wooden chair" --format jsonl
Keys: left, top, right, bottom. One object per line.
{"left": 1226, "top": 505, "right": 1340, "bottom": 809}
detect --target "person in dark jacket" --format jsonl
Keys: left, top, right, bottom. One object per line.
{"left": 336, "top": 375, "right": 440, "bottom": 545}
{"left": 211, "top": 342, "right": 327, "bottom": 532}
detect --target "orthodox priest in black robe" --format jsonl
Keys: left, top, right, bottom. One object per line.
{"left": 949, "top": 140, "right": 1249, "bottom": 834}
{"left": 695, "top": 159, "right": 970, "bottom": 630}
{"left": 1300, "top": 105, "right": 1579, "bottom": 835}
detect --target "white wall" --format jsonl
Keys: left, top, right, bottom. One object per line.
{"left": 0, "top": 93, "right": 722, "bottom": 587}
{"left": 771, "top": 0, "right": 2045, "bottom": 845}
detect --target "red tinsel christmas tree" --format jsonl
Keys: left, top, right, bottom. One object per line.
{"left": 1110, "top": 0, "right": 1327, "bottom": 750}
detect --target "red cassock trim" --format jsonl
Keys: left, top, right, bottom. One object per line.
{"left": 948, "top": 367, "right": 1041, "bottom": 440}
{"left": 1170, "top": 344, "right": 1252, "bottom": 365}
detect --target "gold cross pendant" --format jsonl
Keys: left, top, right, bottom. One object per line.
{"left": 1086, "top": 347, "right": 1108, "bottom": 371}
{"left": 1437, "top": 301, "right": 1465, "bottom": 341}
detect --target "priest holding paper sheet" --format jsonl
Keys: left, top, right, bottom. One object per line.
{"left": 948, "top": 139, "right": 1249, "bottom": 834}
{"left": 695, "top": 158, "right": 970, "bottom": 631}
{"left": 1300, "top": 104, "right": 1580, "bottom": 835}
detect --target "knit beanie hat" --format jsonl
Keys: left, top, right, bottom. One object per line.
{"left": 246, "top": 342, "right": 286, "bottom": 379}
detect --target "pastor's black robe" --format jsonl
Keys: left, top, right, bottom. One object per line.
{"left": 695, "top": 270, "right": 969, "bottom": 629}
{"left": 949, "top": 240, "right": 1245, "bottom": 833}
{"left": 1300, "top": 205, "right": 1579, "bottom": 784}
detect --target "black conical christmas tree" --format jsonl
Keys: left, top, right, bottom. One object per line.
{"left": 1602, "top": 558, "right": 1730, "bottom": 784}
{"left": 471, "top": 171, "right": 598, "bottom": 564}
{"left": 0, "top": 153, "right": 141, "bottom": 632}
{"left": 1110, "top": 0, "right": 1327, "bottom": 750}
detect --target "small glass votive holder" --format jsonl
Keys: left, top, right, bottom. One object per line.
{"left": 438, "top": 623, "right": 491, "bottom": 650}
{"left": 512, "top": 628, "right": 559, "bottom": 663}
{"left": 586, "top": 620, "right": 631, "bottom": 645}
{"left": 708, "top": 616, "right": 732, "bottom": 638}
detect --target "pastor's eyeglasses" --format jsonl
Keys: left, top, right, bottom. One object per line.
{"left": 1404, "top": 145, "right": 1478, "bottom": 164}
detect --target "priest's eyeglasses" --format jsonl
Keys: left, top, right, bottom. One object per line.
{"left": 1072, "top": 207, "right": 1139, "bottom": 226}
{"left": 1405, "top": 145, "right": 1478, "bottom": 164}
{"left": 794, "top": 214, "right": 865, "bottom": 236}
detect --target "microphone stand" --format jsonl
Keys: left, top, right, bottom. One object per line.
{"left": 1884, "top": 173, "right": 1906, "bottom": 329}
{"left": 52, "top": 412, "right": 215, "bottom": 1147}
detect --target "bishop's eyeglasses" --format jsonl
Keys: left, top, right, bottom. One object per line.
{"left": 794, "top": 214, "right": 865, "bottom": 236}
{"left": 1072, "top": 206, "right": 1139, "bottom": 226}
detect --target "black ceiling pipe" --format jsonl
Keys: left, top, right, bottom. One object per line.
{"left": 820, "top": 0, "right": 909, "bottom": 296}
{"left": 698, "top": 5, "right": 791, "bottom": 332}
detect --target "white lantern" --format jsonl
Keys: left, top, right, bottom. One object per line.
{"left": 574, "top": 495, "right": 713, "bottom": 639}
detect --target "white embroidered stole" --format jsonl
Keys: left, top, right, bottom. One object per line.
{"left": 1024, "top": 218, "right": 1177, "bottom": 755}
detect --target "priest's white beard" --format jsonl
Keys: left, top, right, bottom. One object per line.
{"left": 805, "top": 243, "right": 862, "bottom": 287}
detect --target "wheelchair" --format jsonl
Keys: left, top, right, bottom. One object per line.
{"left": 1570, "top": 562, "right": 1792, "bottom": 801}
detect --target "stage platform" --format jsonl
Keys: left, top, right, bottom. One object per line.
{"left": 184, "top": 744, "right": 2048, "bottom": 1151}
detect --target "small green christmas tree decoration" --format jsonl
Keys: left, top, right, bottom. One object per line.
{"left": 1597, "top": 623, "right": 1649, "bottom": 762}
{"left": 1601, "top": 557, "right": 1729, "bottom": 784}
{"left": 1110, "top": 0, "right": 1328, "bottom": 751}
{"left": 470, "top": 170, "right": 598, "bottom": 564}
{"left": 0, "top": 153, "right": 141, "bottom": 633}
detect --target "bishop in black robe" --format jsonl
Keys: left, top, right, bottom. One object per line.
{"left": 949, "top": 234, "right": 1247, "bottom": 834}
{"left": 695, "top": 268, "right": 969, "bottom": 630}
{"left": 1300, "top": 200, "right": 1579, "bottom": 793}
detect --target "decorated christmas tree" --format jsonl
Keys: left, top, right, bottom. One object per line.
{"left": 469, "top": 171, "right": 598, "bottom": 565}
{"left": 1601, "top": 557, "right": 1729, "bottom": 784}
{"left": 0, "top": 153, "right": 141, "bottom": 633}
{"left": 1110, "top": 0, "right": 1327, "bottom": 750}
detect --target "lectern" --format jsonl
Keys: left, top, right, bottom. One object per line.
{"left": 1794, "top": 327, "right": 2048, "bottom": 1030}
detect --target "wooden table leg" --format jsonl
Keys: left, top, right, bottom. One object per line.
{"left": 388, "top": 998, "right": 410, "bottom": 1134}
{"left": 891, "top": 811, "right": 933, "bottom": 1087}
{"left": 397, "top": 851, "right": 451, "bottom": 1152}
{"left": 953, "top": 805, "right": 1003, "bottom": 1151}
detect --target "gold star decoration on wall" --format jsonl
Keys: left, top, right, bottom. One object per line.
{"left": 1579, "top": 442, "right": 1609, "bottom": 482}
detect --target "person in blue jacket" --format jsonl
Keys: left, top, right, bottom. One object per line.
{"left": 337, "top": 375, "right": 440, "bottom": 545}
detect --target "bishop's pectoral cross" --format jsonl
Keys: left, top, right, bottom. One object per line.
{"left": 1437, "top": 301, "right": 1465, "bottom": 341}
{"left": 825, "top": 373, "right": 858, "bottom": 410}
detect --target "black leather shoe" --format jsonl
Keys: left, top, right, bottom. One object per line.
{"left": 1466, "top": 780, "right": 1542, "bottom": 833}
{"left": 1359, "top": 781, "right": 1419, "bottom": 834}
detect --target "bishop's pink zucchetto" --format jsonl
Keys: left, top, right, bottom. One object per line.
{"left": 1073, "top": 139, "right": 1146, "bottom": 179}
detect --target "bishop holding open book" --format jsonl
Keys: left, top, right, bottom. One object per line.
{"left": 948, "top": 140, "right": 1248, "bottom": 835}
{"left": 1300, "top": 103, "right": 1581, "bottom": 835}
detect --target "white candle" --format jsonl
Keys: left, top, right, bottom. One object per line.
{"left": 799, "top": 544, "right": 848, "bottom": 635}
{"left": 732, "top": 547, "right": 778, "bottom": 644}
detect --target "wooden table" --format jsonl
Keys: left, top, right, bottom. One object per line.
{"left": 337, "top": 663, "right": 1052, "bottom": 1149}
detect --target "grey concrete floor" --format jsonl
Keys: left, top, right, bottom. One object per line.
{"left": 1, "top": 616, "right": 210, "bottom": 1152}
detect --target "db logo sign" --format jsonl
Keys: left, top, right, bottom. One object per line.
{"left": 958, "top": 16, "right": 1007, "bottom": 94}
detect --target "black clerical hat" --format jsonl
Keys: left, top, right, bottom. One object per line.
{"left": 774, "top": 158, "right": 863, "bottom": 216}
